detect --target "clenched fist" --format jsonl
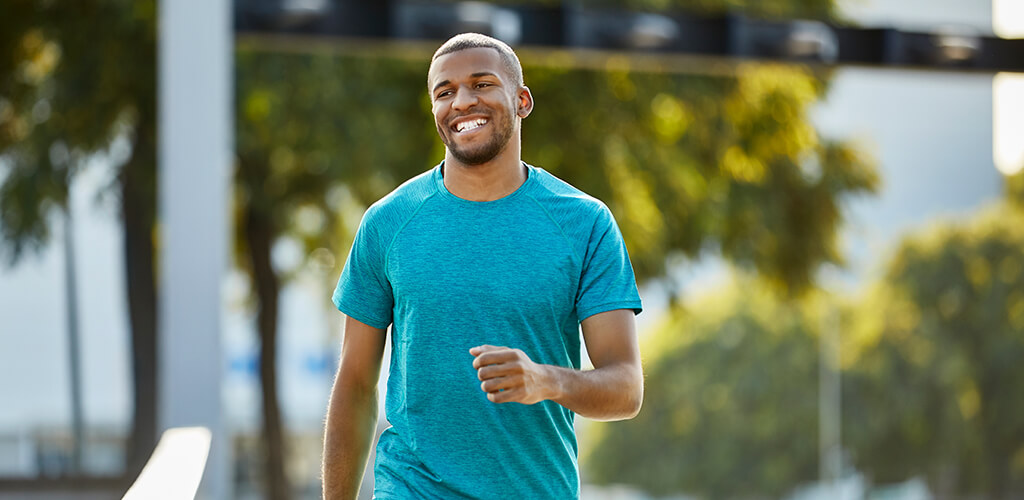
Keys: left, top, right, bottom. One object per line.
{"left": 469, "top": 345, "right": 560, "bottom": 405}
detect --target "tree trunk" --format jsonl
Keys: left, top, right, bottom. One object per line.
{"left": 245, "top": 205, "right": 290, "bottom": 500}
{"left": 121, "top": 112, "right": 158, "bottom": 475}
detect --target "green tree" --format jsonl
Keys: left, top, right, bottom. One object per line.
{"left": 842, "top": 200, "right": 1024, "bottom": 499}
{"left": 1006, "top": 169, "right": 1024, "bottom": 209}
{"left": 0, "top": 0, "right": 159, "bottom": 473}
{"left": 585, "top": 281, "right": 827, "bottom": 498}
{"left": 234, "top": 49, "right": 437, "bottom": 498}
{"left": 523, "top": 60, "right": 876, "bottom": 292}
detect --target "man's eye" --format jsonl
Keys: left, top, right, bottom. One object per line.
{"left": 437, "top": 90, "right": 453, "bottom": 98}
{"left": 476, "top": 83, "right": 491, "bottom": 88}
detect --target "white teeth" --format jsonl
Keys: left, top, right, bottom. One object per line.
{"left": 456, "top": 118, "right": 487, "bottom": 132}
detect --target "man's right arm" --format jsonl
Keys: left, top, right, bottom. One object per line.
{"left": 322, "top": 315, "right": 388, "bottom": 500}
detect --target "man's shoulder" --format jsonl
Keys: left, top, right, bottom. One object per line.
{"left": 362, "top": 167, "right": 439, "bottom": 228}
{"left": 528, "top": 165, "right": 610, "bottom": 218}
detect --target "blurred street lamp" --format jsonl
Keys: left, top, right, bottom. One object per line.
{"left": 932, "top": 26, "right": 982, "bottom": 65}
{"left": 395, "top": 1, "right": 522, "bottom": 45}
{"left": 731, "top": 17, "right": 838, "bottom": 63}
{"left": 623, "top": 14, "right": 681, "bottom": 50}
{"left": 879, "top": 27, "right": 983, "bottom": 68}
{"left": 568, "top": 9, "right": 680, "bottom": 50}
{"left": 235, "top": 0, "right": 330, "bottom": 30}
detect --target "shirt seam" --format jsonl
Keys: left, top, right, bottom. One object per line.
{"left": 382, "top": 189, "right": 439, "bottom": 277}
{"left": 335, "top": 300, "right": 390, "bottom": 330}
{"left": 577, "top": 300, "right": 643, "bottom": 322}
{"left": 525, "top": 193, "right": 585, "bottom": 269}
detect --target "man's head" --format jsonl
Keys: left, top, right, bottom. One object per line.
{"left": 428, "top": 33, "right": 524, "bottom": 89}
{"left": 427, "top": 33, "right": 533, "bottom": 167}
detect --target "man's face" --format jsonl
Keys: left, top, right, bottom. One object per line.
{"left": 428, "top": 47, "right": 523, "bottom": 166}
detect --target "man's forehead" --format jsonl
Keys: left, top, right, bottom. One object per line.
{"left": 428, "top": 47, "right": 508, "bottom": 85}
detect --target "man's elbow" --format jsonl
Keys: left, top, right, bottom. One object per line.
{"left": 622, "top": 379, "right": 643, "bottom": 419}
{"left": 608, "top": 371, "right": 644, "bottom": 421}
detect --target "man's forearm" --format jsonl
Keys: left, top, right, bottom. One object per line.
{"left": 545, "top": 361, "right": 643, "bottom": 421}
{"left": 322, "top": 383, "right": 379, "bottom": 500}
{"left": 471, "top": 341, "right": 643, "bottom": 420}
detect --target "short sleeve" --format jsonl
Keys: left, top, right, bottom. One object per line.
{"left": 575, "top": 206, "right": 643, "bottom": 322}
{"left": 332, "top": 208, "right": 394, "bottom": 329}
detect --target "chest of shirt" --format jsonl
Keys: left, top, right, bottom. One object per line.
{"left": 385, "top": 209, "right": 582, "bottom": 315}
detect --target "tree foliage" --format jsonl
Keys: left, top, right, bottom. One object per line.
{"left": 234, "top": 49, "right": 439, "bottom": 498}
{"left": 585, "top": 281, "right": 826, "bottom": 498}
{"left": 0, "top": 0, "right": 155, "bottom": 263}
{"left": 1006, "top": 169, "right": 1024, "bottom": 210}
{"left": 523, "top": 60, "right": 876, "bottom": 291}
{"left": 587, "top": 195, "right": 1024, "bottom": 499}
{"left": 0, "top": 0, "right": 159, "bottom": 473}
{"left": 842, "top": 201, "right": 1024, "bottom": 499}
{"left": 234, "top": 48, "right": 438, "bottom": 274}
{"left": 235, "top": 47, "right": 877, "bottom": 296}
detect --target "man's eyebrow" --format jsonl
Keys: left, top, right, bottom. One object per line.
{"left": 432, "top": 79, "right": 451, "bottom": 94}
{"left": 431, "top": 72, "right": 500, "bottom": 93}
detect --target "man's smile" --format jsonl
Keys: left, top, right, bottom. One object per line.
{"left": 451, "top": 116, "right": 489, "bottom": 134}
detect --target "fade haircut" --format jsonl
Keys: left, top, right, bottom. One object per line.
{"left": 429, "top": 33, "right": 524, "bottom": 89}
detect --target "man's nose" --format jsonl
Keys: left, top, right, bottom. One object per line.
{"left": 451, "top": 86, "right": 478, "bottom": 110}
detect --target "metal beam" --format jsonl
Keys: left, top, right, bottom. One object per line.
{"left": 233, "top": 1, "right": 1024, "bottom": 73}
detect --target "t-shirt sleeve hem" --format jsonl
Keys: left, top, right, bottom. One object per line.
{"left": 333, "top": 296, "right": 391, "bottom": 330}
{"left": 577, "top": 301, "right": 643, "bottom": 323}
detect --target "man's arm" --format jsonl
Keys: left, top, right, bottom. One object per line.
{"left": 322, "top": 315, "right": 388, "bottom": 499}
{"left": 470, "top": 308, "right": 643, "bottom": 421}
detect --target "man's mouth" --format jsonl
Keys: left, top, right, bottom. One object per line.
{"left": 451, "top": 117, "right": 488, "bottom": 134}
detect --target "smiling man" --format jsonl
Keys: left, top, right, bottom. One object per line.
{"left": 322, "top": 33, "right": 644, "bottom": 499}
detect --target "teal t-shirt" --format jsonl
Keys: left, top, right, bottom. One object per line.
{"left": 332, "top": 162, "right": 642, "bottom": 499}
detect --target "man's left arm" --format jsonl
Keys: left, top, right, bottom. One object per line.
{"left": 470, "top": 308, "right": 643, "bottom": 421}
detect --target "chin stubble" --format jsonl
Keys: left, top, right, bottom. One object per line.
{"left": 444, "top": 113, "right": 514, "bottom": 166}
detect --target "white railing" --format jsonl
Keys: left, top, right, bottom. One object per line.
{"left": 122, "top": 427, "right": 211, "bottom": 500}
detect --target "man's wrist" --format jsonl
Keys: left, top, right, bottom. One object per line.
{"left": 540, "top": 364, "right": 567, "bottom": 403}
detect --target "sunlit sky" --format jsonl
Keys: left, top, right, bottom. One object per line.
{"left": 0, "top": 0, "right": 1014, "bottom": 441}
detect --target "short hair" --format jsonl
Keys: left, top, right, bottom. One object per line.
{"left": 428, "top": 33, "right": 524, "bottom": 89}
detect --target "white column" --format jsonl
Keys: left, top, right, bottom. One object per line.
{"left": 158, "top": 0, "right": 232, "bottom": 498}
{"left": 993, "top": 0, "right": 1024, "bottom": 177}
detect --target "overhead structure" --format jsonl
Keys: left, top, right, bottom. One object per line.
{"left": 233, "top": 0, "right": 1024, "bottom": 72}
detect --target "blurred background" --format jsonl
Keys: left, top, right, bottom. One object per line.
{"left": 2, "top": 0, "right": 1023, "bottom": 498}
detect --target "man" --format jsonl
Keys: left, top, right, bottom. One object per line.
{"left": 322, "top": 33, "right": 643, "bottom": 499}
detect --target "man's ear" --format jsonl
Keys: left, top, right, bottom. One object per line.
{"left": 517, "top": 86, "right": 534, "bottom": 118}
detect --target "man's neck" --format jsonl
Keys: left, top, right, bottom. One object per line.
{"left": 442, "top": 148, "right": 526, "bottom": 202}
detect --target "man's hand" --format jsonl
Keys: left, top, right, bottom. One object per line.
{"left": 470, "top": 345, "right": 560, "bottom": 405}
{"left": 470, "top": 310, "right": 642, "bottom": 420}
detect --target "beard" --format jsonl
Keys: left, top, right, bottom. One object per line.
{"left": 441, "top": 108, "right": 515, "bottom": 166}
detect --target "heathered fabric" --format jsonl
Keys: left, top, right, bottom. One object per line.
{"left": 332, "top": 162, "right": 642, "bottom": 499}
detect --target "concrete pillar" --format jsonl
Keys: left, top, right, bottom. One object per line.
{"left": 158, "top": 0, "right": 232, "bottom": 498}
